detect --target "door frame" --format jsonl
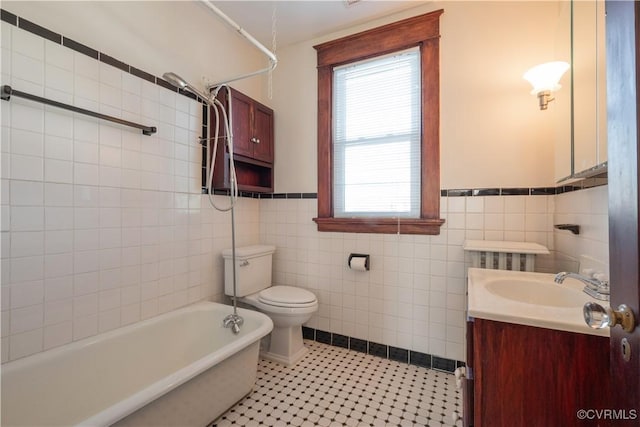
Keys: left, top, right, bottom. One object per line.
{"left": 606, "top": 0, "right": 640, "bottom": 418}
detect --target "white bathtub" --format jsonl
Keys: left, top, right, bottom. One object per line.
{"left": 1, "top": 301, "right": 273, "bottom": 427}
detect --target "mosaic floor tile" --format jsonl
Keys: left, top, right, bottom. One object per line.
{"left": 214, "top": 340, "right": 462, "bottom": 426}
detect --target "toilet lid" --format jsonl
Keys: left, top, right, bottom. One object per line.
{"left": 258, "top": 286, "right": 317, "bottom": 306}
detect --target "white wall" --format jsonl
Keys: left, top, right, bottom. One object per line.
{"left": 271, "top": 1, "right": 564, "bottom": 193}
{"left": 0, "top": 9, "right": 260, "bottom": 362}
{"left": 2, "top": 1, "right": 267, "bottom": 103}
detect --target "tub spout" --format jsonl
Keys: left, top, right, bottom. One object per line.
{"left": 223, "top": 313, "right": 244, "bottom": 334}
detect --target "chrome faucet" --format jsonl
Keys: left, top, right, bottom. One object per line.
{"left": 554, "top": 272, "right": 610, "bottom": 301}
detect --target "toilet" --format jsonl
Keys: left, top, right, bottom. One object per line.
{"left": 222, "top": 245, "right": 318, "bottom": 366}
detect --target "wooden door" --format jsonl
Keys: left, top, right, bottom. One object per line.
{"left": 471, "top": 320, "right": 610, "bottom": 427}
{"left": 228, "top": 89, "right": 253, "bottom": 158}
{"left": 252, "top": 102, "right": 274, "bottom": 163}
{"left": 606, "top": 0, "right": 640, "bottom": 419}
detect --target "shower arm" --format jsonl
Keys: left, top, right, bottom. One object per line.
{"left": 200, "top": 0, "right": 278, "bottom": 90}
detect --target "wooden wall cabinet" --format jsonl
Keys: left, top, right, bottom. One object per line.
{"left": 210, "top": 88, "right": 274, "bottom": 193}
{"left": 464, "top": 319, "right": 612, "bottom": 427}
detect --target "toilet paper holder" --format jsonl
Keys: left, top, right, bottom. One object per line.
{"left": 348, "top": 253, "right": 370, "bottom": 271}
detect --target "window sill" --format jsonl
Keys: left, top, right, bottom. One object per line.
{"left": 312, "top": 217, "right": 445, "bottom": 235}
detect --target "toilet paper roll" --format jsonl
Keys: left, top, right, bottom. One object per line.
{"left": 349, "top": 256, "right": 368, "bottom": 271}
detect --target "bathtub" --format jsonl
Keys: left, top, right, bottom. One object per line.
{"left": 1, "top": 301, "right": 273, "bottom": 427}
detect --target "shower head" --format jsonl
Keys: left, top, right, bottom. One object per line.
{"left": 162, "top": 72, "right": 188, "bottom": 89}
{"left": 162, "top": 72, "right": 210, "bottom": 102}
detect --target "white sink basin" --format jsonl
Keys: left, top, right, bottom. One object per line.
{"left": 485, "top": 279, "right": 584, "bottom": 308}
{"left": 468, "top": 268, "right": 609, "bottom": 336}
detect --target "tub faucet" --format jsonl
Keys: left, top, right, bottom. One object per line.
{"left": 223, "top": 313, "right": 244, "bottom": 334}
{"left": 554, "top": 272, "right": 609, "bottom": 301}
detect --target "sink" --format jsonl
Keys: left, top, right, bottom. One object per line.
{"left": 467, "top": 268, "right": 609, "bottom": 337}
{"left": 485, "top": 279, "right": 583, "bottom": 308}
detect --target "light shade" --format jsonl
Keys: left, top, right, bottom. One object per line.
{"left": 523, "top": 61, "right": 570, "bottom": 94}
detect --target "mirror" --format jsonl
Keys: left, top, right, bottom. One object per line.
{"left": 571, "top": 0, "right": 607, "bottom": 177}
{"left": 553, "top": 1, "right": 572, "bottom": 182}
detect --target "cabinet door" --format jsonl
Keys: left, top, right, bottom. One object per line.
{"left": 573, "top": 0, "right": 608, "bottom": 174}
{"left": 228, "top": 90, "right": 253, "bottom": 158}
{"left": 252, "top": 102, "right": 274, "bottom": 163}
{"left": 473, "top": 319, "right": 611, "bottom": 427}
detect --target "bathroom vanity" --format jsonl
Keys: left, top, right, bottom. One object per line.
{"left": 463, "top": 269, "right": 612, "bottom": 427}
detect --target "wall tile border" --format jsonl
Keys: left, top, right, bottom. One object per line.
{"left": 439, "top": 175, "right": 607, "bottom": 198}
{"left": 0, "top": 8, "right": 609, "bottom": 202}
{"left": 17, "top": 16, "right": 60, "bottom": 43}
{"left": 0, "top": 8, "right": 205, "bottom": 103}
{"left": 302, "top": 327, "right": 465, "bottom": 373}
{"left": 207, "top": 176, "right": 608, "bottom": 200}
{"left": 2, "top": 8, "right": 214, "bottom": 193}
{"left": 62, "top": 37, "right": 98, "bottom": 59}
{"left": 1, "top": 9, "right": 17, "bottom": 25}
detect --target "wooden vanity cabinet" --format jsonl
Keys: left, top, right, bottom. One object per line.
{"left": 465, "top": 318, "right": 612, "bottom": 427}
{"left": 210, "top": 88, "right": 274, "bottom": 193}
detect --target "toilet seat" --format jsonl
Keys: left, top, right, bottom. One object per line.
{"left": 258, "top": 286, "right": 317, "bottom": 308}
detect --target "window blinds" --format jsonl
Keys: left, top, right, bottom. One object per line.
{"left": 333, "top": 47, "right": 421, "bottom": 218}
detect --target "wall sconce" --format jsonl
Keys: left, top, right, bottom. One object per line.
{"left": 523, "top": 61, "right": 570, "bottom": 110}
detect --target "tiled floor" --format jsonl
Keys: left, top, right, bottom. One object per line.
{"left": 214, "top": 340, "right": 462, "bottom": 426}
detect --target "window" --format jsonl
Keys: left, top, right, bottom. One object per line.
{"left": 313, "top": 10, "right": 445, "bottom": 234}
{"left": 334, "top": 48, "right": 421, "bottom": 218}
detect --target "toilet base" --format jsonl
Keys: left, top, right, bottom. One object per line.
{"left": 259, "top": 324, "right": 310, "bottom": 366}
{"left": 261, "top": 345, "right": 309, "bottom": 366}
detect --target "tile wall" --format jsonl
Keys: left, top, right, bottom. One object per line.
{"left": 0, "top": 14, "right": 611, "bottom": 365}
{"left": 261, "top": 186, "right": 609, "bottom": 363}
{"left": 0, "top": 20, "right": 260, "bottom": 362}
{"left": 260, "top": 193, "right": 557, "bottom": 362}
{"left": 553, "top": 185, "right": 609, "bottom": 275}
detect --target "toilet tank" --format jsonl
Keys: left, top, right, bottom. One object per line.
{"left": 222, "top": 245, "right": 275, "bottom": 297}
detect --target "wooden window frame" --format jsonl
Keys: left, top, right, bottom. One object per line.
{"left": 312, "top": 10, "right": 445, "bottom": 235}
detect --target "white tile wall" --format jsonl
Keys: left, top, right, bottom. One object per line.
{"left": 259, "top": 194, "right": 556, "bottom": 362}
{"left": 553, "top": 185, "right": 609, "bottom": 276}
{"left": 1, "top": 22, "right": 259, "bottom": 362}
{"left": 257, "top": 186, "right": 608, "bottom": 363}
{"left": 0, "top": 20, "right": 612, "bottom": 366}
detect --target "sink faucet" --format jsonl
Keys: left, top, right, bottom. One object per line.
{"left": 554, "top": 272, "right": 610, "bottom": 301}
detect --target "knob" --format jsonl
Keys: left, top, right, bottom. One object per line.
{"left": 250, "top": 137, "right": 256, "bottom": 143}
{"left": 255, "top": 138, "right": 260, "bottom": 144}
{"left": 584, "top": 302, "right": 636, "bottom": 332}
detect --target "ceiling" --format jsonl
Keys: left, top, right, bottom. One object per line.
{"left": 210, "top": 1, "right": 424, "bottom": 48}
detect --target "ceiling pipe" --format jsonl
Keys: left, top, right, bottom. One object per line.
{"left": 200, "top": 0, "right": 278, "bottom": 89}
